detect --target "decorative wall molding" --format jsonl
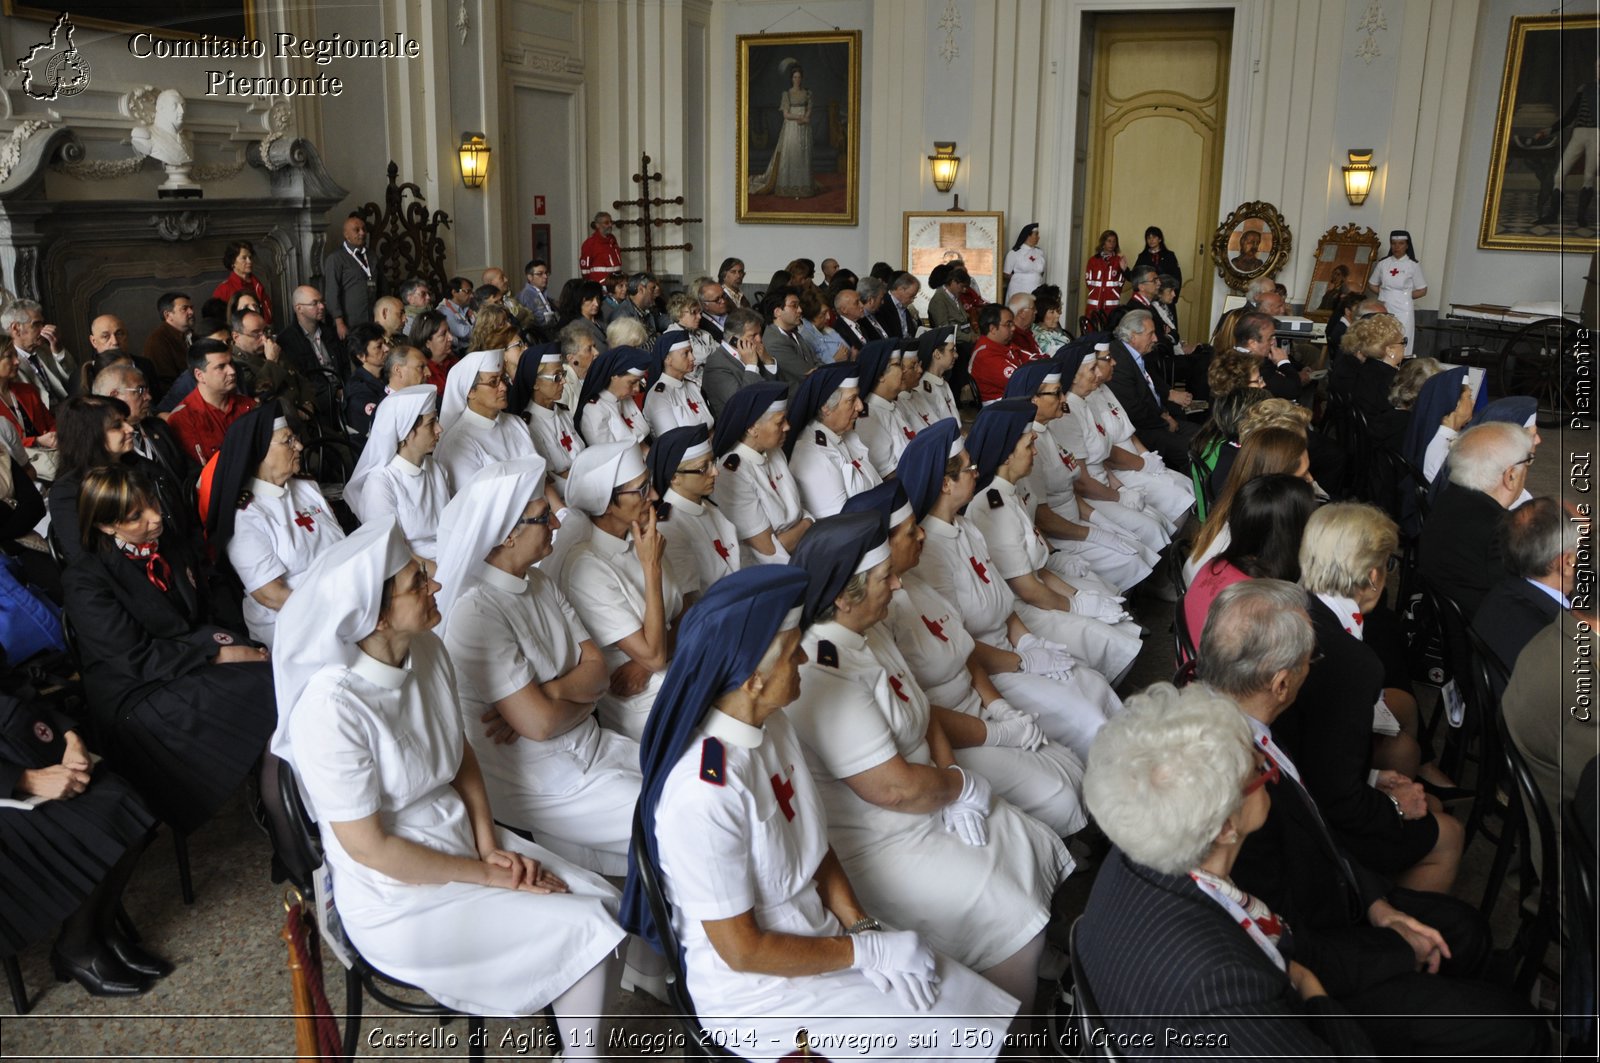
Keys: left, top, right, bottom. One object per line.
{"left": 0, "top": 120, "right": 53, "bottom": 185}
{"left": 939, "top": 1, "right": 963, "bottom": 64}
{"left": 503, "top": 44, "right": 582, "bottom": 76}
{"left": 1356, "top": 1, "right": 1387, "bottom": 63}
{"left": 149, "top": 211, "right": 208, "bottom": 242}
{"left": 457, "top": 0, "right": 471, "bottom": 46}
{"left": 52, "top": 154, "right": 143, "bottom": 181}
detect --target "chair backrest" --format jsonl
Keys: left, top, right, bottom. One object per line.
{"left": 628, "top": 811, "right": 739, "bottom": 1057}
{"left": 1492, "top": 699, "right": 1563, "bottom": 993}
{"left": 1173, "top": 591, "right": 1197, "bottom": 667}
{"left": 259, "top": 754, "right": 323, "bottom": 895}
{"left": 1068, "top": 918, "right": 1120, "bottom": 1060}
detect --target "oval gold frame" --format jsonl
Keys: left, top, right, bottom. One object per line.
{"left": 1210, "top": 200, "right": 1292, "bottom": 293}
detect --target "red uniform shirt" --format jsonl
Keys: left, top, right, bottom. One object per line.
{"left": 167, "top": 389, "right": 258, "bottom": 466}
{"left": 969, "top": 336, "right": 1036, "bottom": 404}
{"left": 1083, "top": 253, "right": 1125, "bottom": 313}
{"left": 579, "top": 232, "right": 622, "bottom": 283}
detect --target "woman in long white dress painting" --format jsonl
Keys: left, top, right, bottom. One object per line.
{"left": 749, "top": 59, "right": 821, "bottom": 199}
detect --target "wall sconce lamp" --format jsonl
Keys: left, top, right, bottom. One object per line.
{"left": 928, "top": 142, "right": 960, "bottom": 193}
{"left": 1342, "top": 149, "right": 1375, "bottom": 206}
{"left": 458, "top": 132, "right": 491, "bottom": 189}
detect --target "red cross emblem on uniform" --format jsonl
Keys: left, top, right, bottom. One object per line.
{"left": 32, "top": 720, "right": 53, "bottom": 743}
{"left": 559, "top": 430, "right": 573, "bottom": 452}
{"left": 294, "top": 510, "right": 316, "bottom": 532}
{"left": 919, "top": 412, "right": 932, "bottom": 425}
{"left": 850, "top": 459, "right": 862, "bottom": 471}
{"left": 1389, "top": 267, "right": 1400, "bottom": 277}
{"left": 921, "top": 615, "right": 948, "bottom": 642}
{"left": 1095, "top": 423, "right": 1106, "bottom": 436}
{"left": 1061, "top": 451, "right": 1075, "bottom": 469}
{"left": 969, "top": 556, "right": 990, "bottom": 583}
{"left": 902, "top": 426, "right": 916, "bottom": 441}
{"left": 713, "top": 539, "right": 730, "bottom": 561}
{"left": 687, "top": 399, "right": 700, "bottom": 414}
{"left": 888, "top": 675, "right": 911, "bottom": 702}
{"left": 770, "top": 772, "right": 796, "bottom": 821}
{"left": 623, "top": 415, "right": 634, "bottom": 428}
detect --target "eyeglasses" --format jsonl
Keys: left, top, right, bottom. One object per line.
{"left": 473, "top": 374, "right": 509, "bottom": 389}
{"left": 611, "top": 481, "right": 651, "bottom": 501}
{"left": 294, "top": 300, "right": 325, "bottom": 307}
{"left": 1511, "top": 454, "right": 1536, "bottom": 468}
{"left": 1036, "top": 388, "right": 1064, "bottom": 398}
{"left": 269, "top": 434, "right": 302, "bottom": 450}
{"left": 1242, "top": 755, "right": 1281, "bottom": 796}
{"left": 677, "top": 462, "right": 714, "bottom": 477}
{"left": 514, "top": 511, "right": 552, "bottom": 527}
{"left": 116, "top": 386, "right": 150, "bottom": 396}
{"left": 536, "top": 372, "right": 563, "bottom": 382}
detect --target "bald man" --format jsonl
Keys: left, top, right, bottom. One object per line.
{"left": 84, "top": 313, "right": 160, "bottom": 399}
{"left": 483, "top": 266, "right": 537, "bottom": 333}
{"left": 374, "top": 295, "right": 407, "bottom": 341}
{"left": 276, "top": 285, "right": 346, "bottom": 429}
{"left": 323, "top": 215, "right": 382, "bottom": 339}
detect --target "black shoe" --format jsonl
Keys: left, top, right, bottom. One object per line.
{"left": 105, "top": 934, "right": 175, "bottom": 979}
{"left": 50, "top": 947, "right": 155, "bottom": 997}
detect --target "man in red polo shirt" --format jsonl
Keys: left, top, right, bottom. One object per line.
{"left": 968, "top": 303, "right": 1036, "bottom": 404}
{"left": 167, "top": 340, "right": 258, "bottom": 465}
{"left": 578, "top": 211, "right": 622, "bottom": 283}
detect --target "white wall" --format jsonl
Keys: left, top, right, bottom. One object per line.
{"left": 1442, "top": 0, "right": 1598, "bottom": 312}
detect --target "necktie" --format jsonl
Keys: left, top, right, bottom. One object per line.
{"left": 30, "top": 354, "right": 65, "bottom": 400}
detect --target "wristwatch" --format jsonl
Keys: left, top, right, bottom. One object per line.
{"left": 846, "top": 917, "right": 882, "bottom": 934}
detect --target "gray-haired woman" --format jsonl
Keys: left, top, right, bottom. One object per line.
{"left": 1076, "top": 682, "right": 1375, "bottom": 1059}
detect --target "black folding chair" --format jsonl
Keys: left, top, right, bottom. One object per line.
{"left": 629, "top": 811, "right": 743, "bottom": 1058}
{"left": 1067, "top": 918, "right": 1120, "bottom": 1060}
{"left": 1491, "top": 708, "right": 1562, "bottom": 996}
{"left": 259, "top": 755, "right": 487, "bottom": 1060}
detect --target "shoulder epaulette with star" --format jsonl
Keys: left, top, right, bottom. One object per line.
{"left": 814, "top": 429, "right": 826, "bottom": 446}
{"left": 653, "top": 382, "right": 666, "bottom": 393}
{"left": 986, "top": 489, "right": 1003, "bottom": 509}
{"left": 815, "top": 639, "right": 839, "bottom": 668}
{"left": 554, "top": 401, "right": 570, "bottom": 412}
{"left": 699, "top": 737, "right": 725, "bottom": 785}
{"left": 723, "top": 453, "right": 741, "bottom": 471}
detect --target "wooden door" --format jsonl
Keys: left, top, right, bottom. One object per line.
{"left": 1083, "top": 12, "right": 1231, "bottom": 342}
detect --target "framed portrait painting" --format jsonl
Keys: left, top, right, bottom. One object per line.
{"left": 1479, "top": 14, "right": 1600, "bottom": 252}
{"left": 736, "top": 30, "right": 861, "bottom": 226}
{"left": 1302, "top": 224, "right": 1380, "bottom": 322}
{"left": 1210, "top": 201, "right": 1292, "bottom": 293}
{"left": 902, "top": 211, "right": 1005, "bottom": 318}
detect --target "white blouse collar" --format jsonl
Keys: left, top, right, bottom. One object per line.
{"left": 389, "top": 454, "right": 423, "bottom": 477}
{"left": 250, "top": 477, "right": 287, "bottom": 499}
{"left": 479, "top": 563, "right": 531, "bottom": 595}
{"left": 703, "top": 709, "right": 764, "bottom": 749}
{"left": 352, "top": 650, "right": 408, "bottom": 690}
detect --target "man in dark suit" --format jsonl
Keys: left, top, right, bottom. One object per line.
{"left": 1233, "top": 310, "right": 1310, "bottom": 401}
{"left": 1420, "top": 421, "right": 1533, "bottom": 615}
{"left": 871, "top": 272, "right": 922, "bottom": 339}
{"left": 695, "top": 279, "right": 728, "bottom": 343}
{"left": 759, "top": 286, "right": 817, "bottom": 392}
{"left": 276, "top": 285, "right": 348, "bottom": 433}
{"left": 701, "top": 308, "right": 780, "bottom": 417}
{"left": 831, "top": 287, "right": 877, "bottom": 352}
{"left": 1198, "top": 580, "right": 1548, "bottom": 1060}
{"left": 1105, "top": 308, "right": 1198, "bottom": 470}
{"left": 140, "top": 291, "right": 194, "bottom": 396}
{"left": 1473, "top": 496, "right": 1575, "bottom": 678}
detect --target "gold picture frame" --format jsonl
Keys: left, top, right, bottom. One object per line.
{"left": 1210, "top": 201, "right": 1292, "bottom": 293}
{"left": 736, "top": 30, "right": 861, "bottom": 226}
{"left": 1302, "top": 224, "right": 1380, "bottom": 323}
{"left": 902, "top": 211, "right": 1006, "bottom": 318}
{"left": 1479, "top": 14, "right": 1600, "bottom": 252}
{"left": 2, "top": 0, "right": 256, "bottom": 40}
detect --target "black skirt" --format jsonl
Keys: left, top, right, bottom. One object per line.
{"left": 102, "top": 660, "right": 275, "bottom": 834}
{"left": 0, "top": 770, "right": 155, "bottom": 955}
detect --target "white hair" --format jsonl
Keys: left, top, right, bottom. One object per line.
{"left": 1113, "top": 308, "right": 1153, "bottom": 343}
{"left": 1448, "top": 422, "right": 1533, "bottom": 493}
{"left": 1083, "top": 683, "right": 1255, "bottom": 875}
{"left": 1197, "top": 580, "right": 1315, "bottom": 698}
{"left": 1298, "top": 502, "right": 1398, "bottom": 598}
{"left": 1007, "top": 292, "right": 1036, "bottom": 312}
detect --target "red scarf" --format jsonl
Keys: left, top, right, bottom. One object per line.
{"left": 119, "top": 538, "right": 171, "bottom": 592}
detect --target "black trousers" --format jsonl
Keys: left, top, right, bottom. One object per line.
{"left": 1338, "top": 888, "right": 1548, "bottom": 1061}
{"left": 1138, "top": 417, "right": 1200, "bottom": 474}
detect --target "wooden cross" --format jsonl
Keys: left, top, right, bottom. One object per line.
{"left": 611, "top": 153, "right": 702, "bottom": 275}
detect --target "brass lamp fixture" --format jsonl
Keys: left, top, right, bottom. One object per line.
{"left": 928, "top": 142, "right": 960, "bottom": 193}
{"left": 1342, "top": 149, "right": 1375, "bottom": 206}
{"left": 458, "top": 132, "right": 491, "bottom": 189}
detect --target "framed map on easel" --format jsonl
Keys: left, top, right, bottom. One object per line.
{"left": 902, "top": 211, "right": 1005, "bottom": 317}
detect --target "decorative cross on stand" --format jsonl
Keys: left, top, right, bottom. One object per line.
{"left": 611, "top": 153, "right": 702, "bottom": 275}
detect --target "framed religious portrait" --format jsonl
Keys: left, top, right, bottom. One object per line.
{"left": 902, "top": 211, "right": 1006, "bottom": 318}
{"left": 1302, "top": 224, "right": 1380, "bottom": 322}
{"left": 736, "top": 30, "right": 861, "bottom": 226}
{"left": 1210, "top": 201, "right": 1292, "bottom": 293}
{"left": 3, "top": 0, "right": 254, "bottom": 38}
{"left": 1479, "top": 13, "right": 1600, "bottom": 252}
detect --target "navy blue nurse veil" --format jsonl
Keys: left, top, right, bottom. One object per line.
{"left": 621, "top": 565, "right": 811, "bottom": 954}
{"left": 507, "top": 340, "right": 561, "bottom": 412}
{"left": 854, "top": 339, "right": 901, "bottom": 397}
{"left": 712, "top": 381, "right": 787, "bottom": 457}
{"left": 915, "top": 326, "right": 956, "bottom": 369}
{"left": 1401, "top": 366, "right": 1468, "bottom": 470}
{"left": 648, "top": 424, "right": 711, "bottom": 502}
{"left": 896, "top": 417, "right": 963, "bottom": 521}
{"left": 789, "top": 510, "right": 889, "bottom": 630}
{"left": 1003, "top": 357, "right": 1060, "bottom": 401}
{"left": 574, "top": 345, "right": 650, "bottom": 441}
{"left": 783, "top": 362, "right": 858, "bottom": 456}
{"left": 967, "top": 398, "right": 1038, "bottom": 491}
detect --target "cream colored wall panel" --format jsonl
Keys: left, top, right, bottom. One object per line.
{"left": 1104, "top": 38, "right": 1223, "bottom": 101}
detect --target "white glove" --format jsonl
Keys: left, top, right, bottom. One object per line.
{"left": 1117, "top": 486, "right": 1147, "bottom": 511}
{"left": 941, "top": 766, "right": 991, "bottom": 846}
{"left": 1086, "top": 526, "right": 1138, "bottom": 555}
{"left": 1015, "top": 633, "right": 1078, "bottom": 677}
{"left": 851, "top": 929, "right": 940, "bottom": 1011}
{"left": 1049, "top": 550, "right": 1091, "bottom": 578}
{"left": 1071, "top": 589, "right": 1130, "bottom": 622}
{"left": 983, "top": 712, "right": 1046, "bottom": 751}
{"left": 1139, "top": 450, "right": 1166, "bottom": 473}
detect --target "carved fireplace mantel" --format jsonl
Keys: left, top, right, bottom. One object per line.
{"left": 0, "top": 126, "right": 347, "bottom": 359}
